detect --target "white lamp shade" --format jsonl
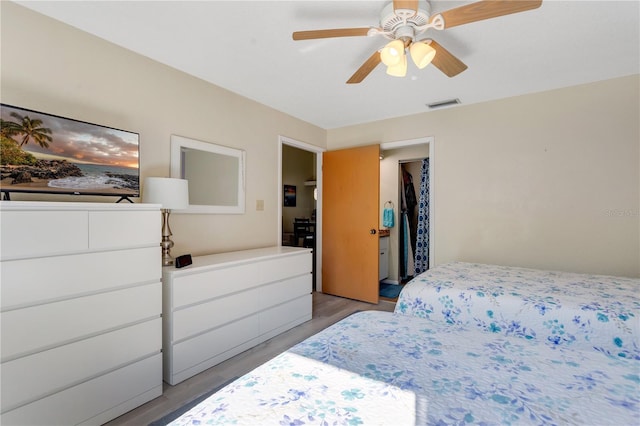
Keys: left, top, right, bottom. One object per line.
{"left": 386, "top": 54, "right": 407, "bottom": 77}
{"left": 410, "top": 41, "right": 436, "bottom": 69}
{"left": 142, "top": 177, "right": 189, "bottom": 209}
{"left": 380, "top": 39, "right": 405, "bottom": 67}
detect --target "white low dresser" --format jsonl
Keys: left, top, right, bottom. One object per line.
{"left": 0, "top": 201, "right": 163, "bottom": 425}
{"left": 162, "top": 246, "right": 313, "bottom": 385}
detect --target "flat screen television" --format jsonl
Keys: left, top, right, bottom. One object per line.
{"left": 0, "top": 103, "right": 139, "bottom": 201}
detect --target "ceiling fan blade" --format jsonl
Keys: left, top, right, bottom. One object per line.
{"left": 393, "top": 0, "right": 419, "bottom": 13}
{"left": 347, "top": 51, "right": 382, "bottom": 84}
{"left": 293, "top": 28, "right": 370, "bottom": 40}
{"left": 427, "top": 40, "right": 467, "bottom": 77}
{"left": 433, "top": 0, "right": 542, "bottom": 29}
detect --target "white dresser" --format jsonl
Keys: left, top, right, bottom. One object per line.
{"left": 162, "top": 246, "right": 313, "bottom": 385}
{"left": 0, "top": 201, "right": 163, "bottom": 425}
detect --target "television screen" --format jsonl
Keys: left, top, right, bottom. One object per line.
{"left": 1, "top": 103, "right": 139, "bottom": 200}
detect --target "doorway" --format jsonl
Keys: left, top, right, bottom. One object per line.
{"left": 379, "top": 137, "right": 434, "bottom": 289}
{"left": 281, "top": 145, "right": 316, "bottom": 248}
{"left": 278, "top": 136, "right": 324, "bottom": 291}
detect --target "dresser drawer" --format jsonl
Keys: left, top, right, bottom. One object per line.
{"left": 1, "top": 282, "right": 161, "bottom": 360}
{"left": 171, "top": 262, "right": 261, "bottom": 308}
{"left": 0, "top": 354, "right": 162, "bottom": 426}
{"left": 1, "top": 246, "right": 159, "bottom": 310}
{"left": 172, "top": 288, "right": 260, "bottom": 342}
{"left": 89, "top": 210, "right": 159, "bottom": 249}
{"left": 260, "top": 294, "right": 312, "bottom": 335}
{"left": 259, "top": 252, "right": 312, "bottom": 284}
{"left": 0, "top": 211, "right": 88, "bottom": 260}
{"left": 259, "top": 274, "right": 311, "bottom": 309}
{"left": 1, "top": 318, "right": 160, "bottom": 413}
{"left": 171, "top": 314, "right": 259, "bottom": 377}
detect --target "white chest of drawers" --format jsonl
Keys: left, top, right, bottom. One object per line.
{"left": 0, "top": 201, "right": 163, "bottom": 425}
{"left": 162, "top": 246, "right": 313, "bottom": 385}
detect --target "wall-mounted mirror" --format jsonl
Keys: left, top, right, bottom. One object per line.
{"left": 170, "top": 134, "right": 245, "bottom": 214}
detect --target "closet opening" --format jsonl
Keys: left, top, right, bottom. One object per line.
{"left": 379, "top": 136, "right": 433, "bottom": 301}
{"left": 398, "top": 159, "right": 429, "bottom": 284}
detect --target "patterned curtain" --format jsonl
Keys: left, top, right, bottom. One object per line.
{"left": 414, "top": 158, "right": 429, "bottom": 274}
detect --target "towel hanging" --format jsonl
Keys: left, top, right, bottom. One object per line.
{"left": 383, "top": 201, "right": 395, "bottom": 228}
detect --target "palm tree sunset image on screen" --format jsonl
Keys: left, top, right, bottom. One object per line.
{"left": 0, "top": 104, "right": 140, "bottom": 199}
{"left": 2, "top": 111, "right": 53, "bottom": 149}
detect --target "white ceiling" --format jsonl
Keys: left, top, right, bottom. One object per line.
{"left": 14, "top": 0, "right": 640, "bottom": 129}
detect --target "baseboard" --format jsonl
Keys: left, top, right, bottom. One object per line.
{"left": 381, "top": 279, "right": 399, "bottom": 285}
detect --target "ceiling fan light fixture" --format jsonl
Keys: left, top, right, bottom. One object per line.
{"left": 380, "top": 39, "right": 405, "bottom": 67}
{"left": 386, "top": 54, "right": 407, "bottom": 77}
{"left": 409, "top": 41, "right": 436, "bottom": 69}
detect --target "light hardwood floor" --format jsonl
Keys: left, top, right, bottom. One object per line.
{"left": 106, "top": 292, "right": 395, "bottom": 426}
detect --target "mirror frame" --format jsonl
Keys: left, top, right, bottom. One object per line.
{"left": 170, "top": 134, "right": 246, "bottom": 214}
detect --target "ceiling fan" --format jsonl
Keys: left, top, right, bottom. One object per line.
{"left": 292, "top": 0, "right": 542, "bottom": 84}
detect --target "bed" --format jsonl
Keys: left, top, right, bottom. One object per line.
{"left": 395, "top": 262, "right": 640, "bottom": 359}
{"left": 167, "top": 263, "right": 639, "bottom": 426}
{"left": 169, "top": 310, "right": 638, "bottom": 425}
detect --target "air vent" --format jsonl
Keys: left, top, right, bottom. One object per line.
{"left": 427, "top": 98, "right": 461, "bottom": 109}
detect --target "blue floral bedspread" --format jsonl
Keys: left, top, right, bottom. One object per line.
{"left": 170, "top": 311, "right": 639, "bottom": 426}
{"left": 395, "top": 262, "right": 640, "bottom": 359}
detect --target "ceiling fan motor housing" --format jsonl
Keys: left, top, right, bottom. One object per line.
{"left": 380, "top": 0, "right": 431, "bottom": 40}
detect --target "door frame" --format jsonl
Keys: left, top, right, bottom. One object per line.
{"left": 380, "top": 136, "right": 435, "bottom": 268}
{"left": 278, "top": 135, "right": 326, "bottom": 292}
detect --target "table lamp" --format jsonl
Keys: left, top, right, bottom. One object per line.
{"left": 142, "top": 177, "right": 189, "bottom": 266}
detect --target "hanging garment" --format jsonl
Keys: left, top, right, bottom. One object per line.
{"left": 399, "top": 175, "right": 406, "bottom": 278}
{"left": 382, "top": 201, "right": 395, "bottom": 227}
{"left": 403, "top": 169, "right": 417, "bottom": 214}
{"left": 402, "top": 167, "right": 418, "bottom": 254}
{"left": 400, "top": 211, "right": 415, "bottom": 279}
{"left": 399, "top": 209, "right": 406, "bottom": 278}
{"left": 405, "top": 212, "right": 414, "bottom": 277}
{"left": 401, "top": 211, "right": 409, "bottom": 279}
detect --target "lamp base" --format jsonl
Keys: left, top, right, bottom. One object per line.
{"left": 161, "top": 239, "right": 174, "bottom": 266}
{"left": 161, "top": 209, "right": 175, "bottom": 266}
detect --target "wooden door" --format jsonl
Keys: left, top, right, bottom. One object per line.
{"left": 322, "top": 144, "right": 380, "bottom": 303}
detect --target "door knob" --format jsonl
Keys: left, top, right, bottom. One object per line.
{"left": 370, "top": 229, "right": 377, "bottom": 235}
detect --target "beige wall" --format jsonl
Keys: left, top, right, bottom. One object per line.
{"left": 0, "top": 2, "right": 326, "bottom": 256}
{"left": 330, "top": 75, "right": 640, "bottom": 278}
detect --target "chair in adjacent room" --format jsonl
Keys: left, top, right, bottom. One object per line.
{"left": 293, "top": 218, "right": 314, "bottom": 247}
